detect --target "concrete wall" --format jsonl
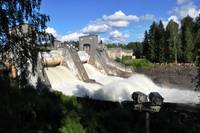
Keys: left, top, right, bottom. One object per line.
{"left": 89, "top": 48, "right": 134, "bottom": 77}
{"left": 79, "top": 35, "right": 99, "bottom": 55}
{"left": 79, "top": 35, "right": 134, "bottom": 77}
{"left": 58, "top": 46, "right": 89, "bottom": 82}
{"left": 54, "top": 40, "right": 62, "bottom": 49}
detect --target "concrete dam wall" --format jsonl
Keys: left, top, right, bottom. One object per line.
{"left": 40, "top": 45, "right": 90, "bottom": 89}
{"left": 79, "top": 35, "right": 134, "bottom": 78}
{"left": 60, "top": 46, "right": 89, "bottom": 82}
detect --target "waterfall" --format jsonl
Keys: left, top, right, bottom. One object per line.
{"left": 44, "top": 64, "right": 200, "bottom": 104}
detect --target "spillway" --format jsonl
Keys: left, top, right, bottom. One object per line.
{"left": 44, "top": 66, "right": 101, "bottom": 96}
{"left": 44, "top": 63, "right": 200, "bottom": 104}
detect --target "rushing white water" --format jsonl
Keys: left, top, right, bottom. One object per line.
{"left": 45, "top": 64, "right": 200, "bottom": 104}
{"left": 83, "top": 63, "right": 122, "bottom": 85}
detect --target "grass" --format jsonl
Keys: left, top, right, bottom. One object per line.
{"left": 116, "top": 56, "right": 154, "bottom": 69}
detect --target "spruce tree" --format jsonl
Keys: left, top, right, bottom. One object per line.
{"left": 143, "top": 30, "right": 150, "bottom": 60}
{"left": 166, "top": 20, "right": 181, "bottom": 63}
{"left": 181, "top": 15, "right": 194, "bottom": 62}
{"left": 193, "top": 15, "right": 200, "bottom": 61}
{"left": 158, "top": 20, "right": 165, "bottom": 62}
{"left": 149, "top": 21, "right": 159, "bottom": 62}
{"left": 194, "top": 15, "right": 200, "bottom": 91}
{"left": 194, "top": 14, "right": 200, "bottom": 33}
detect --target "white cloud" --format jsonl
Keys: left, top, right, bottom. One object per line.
{"left": 176, "top": 0, "right": 191, "bottom": 5}
{"left": 108, "top": 20, "right": 129, "bottom": 27}
{"left": 82, "top": 24, "right": 110, "bottom": 34}
{"left": 46, "top": 11, "right": 157, "bottom": 43}
{"left": 168, "top": 15, "right": 180, "bottom": 24}
{"left": 170, "top": 1, "right": 200, "bottom": 19}
{"left": 103, "top": 10, "right": 139, "bottom": 22}
{"left": 81, "top": 10, "right": 156, "bottom": 35}
{"left": 45, "top": 27, "right": 58, "bottom": 37}
{"left": 163, "top": 15, "right": 181, "bottom": 28}
{"left": 164, "top": 0, "right": 200, "bottom": 28}
{"left": 109, "top": 30, "right": 129, "bottom": 42}
{"left": 60, "top": 32, "right": 85, "bottom": 42}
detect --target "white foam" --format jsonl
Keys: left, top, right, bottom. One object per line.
{"left": 45, "top": 66, "right": 101, "bottom": 96}
{"left": 78, "top": 51, "right": 90, "bottom": 63}
{"left": 83, "top": 63, "right": 122, "bottom": 85}
{"left": 45, "top": 64, "right": 200, "bottom": 104}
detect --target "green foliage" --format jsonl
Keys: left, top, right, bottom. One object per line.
{"left": 148, "top": 21, "right": 162, "bottom": 62}
{"left": 106, "top": 42, "right": 143, "bottom": 54}
{"left": 0, "top": 0, "right": 53, "bottom": 86}
{"left": 105, "top": 43, "right": 118, "bottom": 48}
{"left": 1, "top": 76, "right": 200, "bottom": 133}
{"left": 127, "top": 42, "right": 143, "bottom": 50}
{"left": 194, "top": 14, "right": 200, "bottom": 33}
{"left": 166, "top": 20, "right": 181, "bottom": 63}
{"left": 116, "top": 56, "right": 153, "bottom": 68}
{"left": 158, "top": 21, "right": 166, "bottom": 62}
{"left": 143, "top": 30, "right": 151, "bottom": 60}
{"left": 59, "top": 115, "right": 85, "bottom": 133}
{"left": 195, "top": 50, "right": 200, "bottom": 90}
{"left": 144, "top": 20, "right": 182, "bottom": 63}
{"left": 130, "top": 59, "right": 154, "bottom": 68}
{"left": 181, "top": 15, "right": 194, "bottom": 62}
{"left": 0, "top": 77, "right": 64, "bottom": 133}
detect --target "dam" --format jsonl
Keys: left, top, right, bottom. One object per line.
{"left": 38, "top": 35, "right": 199, "bottom": 104}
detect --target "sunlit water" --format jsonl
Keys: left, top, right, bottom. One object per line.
{"left": 45, "top": 64, "right": 200, "bottom": 104}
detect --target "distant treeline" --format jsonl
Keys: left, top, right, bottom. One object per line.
{"left": 106, "top": 42, "right": 143, "bottom": 58}
{"left": 142, "top": 15, "right": 200, "bottom": 63}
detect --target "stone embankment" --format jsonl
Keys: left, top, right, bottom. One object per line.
{"left": 135, "top": 63, "right": 197, "bottom": 90}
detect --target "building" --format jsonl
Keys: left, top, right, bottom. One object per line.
{"left": 107, "top": 47, "right": 135, "bottom": 60}
{"left": 79, "top": 35, "right": 100, "bottom": 55}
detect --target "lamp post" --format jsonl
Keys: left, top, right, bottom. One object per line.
{"left": 132, "top": 91, "right": 164, "bottom": 133}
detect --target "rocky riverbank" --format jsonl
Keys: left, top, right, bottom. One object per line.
{"left": 135, "top": 63, "right": 198, "bottom": 90}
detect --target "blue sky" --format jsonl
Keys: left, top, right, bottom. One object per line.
{"left": 41, "top": 0, "right": 200, "bottom": 43}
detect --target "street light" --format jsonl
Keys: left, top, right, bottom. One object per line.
{"left": 132, "top": 91, "right": 164, "bottom": 133}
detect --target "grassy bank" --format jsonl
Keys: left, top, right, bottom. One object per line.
{"left": 116, "top": 56, "right": 154, "bottom": 69}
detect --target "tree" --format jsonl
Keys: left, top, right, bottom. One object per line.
{"left": 165, "top": 20, "right": 181, "bottom": 63}
{"left": 193, "top": 15, "right": 200, "bottom": 62}
{"left": 149, "top": 21, "right": 158, "bottom": 62}
{"left": 127, "top": 42, "right": 143, "bottom": 58}
{"left": 158, "top": 21, "right": 165, "bottom": 62}
{"left": 0, "top": 0, "right": 52, "bottom": 86}
{"left": 195, "top": 28, "right": 200, "bottom": 91}
{"left": 194, "top": 14, "right": 200, "bottom": 34}
{"left": 106, "top": 43, "right": 118, "bottom": 48}
{"left": 181, "top": 15, "right": 194, "bottom": 62}
{"left": 142, "top": 30, "right": 150, "bottom": 60}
